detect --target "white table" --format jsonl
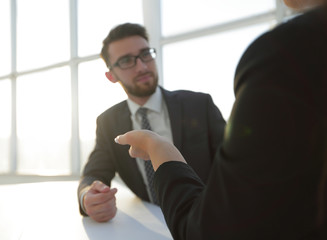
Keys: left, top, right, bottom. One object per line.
{"left": 0, "top": 179, "right": 173, "bottom": 240}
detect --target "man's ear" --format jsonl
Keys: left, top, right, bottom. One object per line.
{"left": 105, "top": 71, "right": 118, "bottom": 83}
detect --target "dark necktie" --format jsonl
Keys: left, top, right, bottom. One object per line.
{"left": 137, "top": 107, "right": 159, "bottom": 205}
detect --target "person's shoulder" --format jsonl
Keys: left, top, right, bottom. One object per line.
{"left": 273, "top": 7, "right": 326, "bottom": 40}
{"left": 242, "top": 7, "right": 324, "bottom": 53}
{"left": 282, "top": 6, "right": 327, "bottom": 29}
{"left": 97, "top": 100, "right": 128, "bottom": 120}
{"left": 234, "top": 7, "right": 327, "bottom": 91}
{"left": 162, "top": 87, "right": 210, "bottom": 99}
{"left": 248, "top": 6, "right": 326, "bottom": 52}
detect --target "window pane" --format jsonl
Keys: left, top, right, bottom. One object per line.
{"left": 16, "top": 67, "right": 71, "bottom": 175}
{"left": 16, "top": 0, "right": 69, "bottom": 71}
{"left": 163, "top": 22, "right": 273, "bottom": 119}
{"left": 0, "top": 79, "right": 11, "bottom": 173}
{"left": 78, "top": 0, "right": 143, "bottom": 57}
{"left": 0, "top": 0, "right": 11, "bottom": 76}
{"left": 161, "top": 0, "right": 275, "bottom": 37}
{"left": 78, "top": 59, "right": 125, "bottom": 168}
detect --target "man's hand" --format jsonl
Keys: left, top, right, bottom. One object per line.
{"left": 83, "top": 180, "right": 118, "bottom": 222}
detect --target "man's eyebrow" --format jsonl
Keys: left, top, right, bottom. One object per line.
{"left": 117, "top": 47, "right": 150, "bottom": 60}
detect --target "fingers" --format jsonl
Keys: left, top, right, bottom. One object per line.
{"left": 85, "top": 186, "right": 117, "bottom": 206}
{"left": 114, "top": 132, "right": 133, "bottom": 145}
{"left": 90, "top": 180, "right": 110, "bottom": 193}
{"left": 86, "top": 195, "right": 117, "bottom": 222}
{"left": 115, "top": 129, "right": 154, "bottom": 146}
{"left": 115, "top": 130, "right": 186, "bottom": 171}
{"left": 129, "top": 146, "right": 150, "bottom": 160}
{"left": 83, "top": 181, "right": 118, "bottom": 222}
{"left": 115, "top": 130, "right": 155, "bottom": 160}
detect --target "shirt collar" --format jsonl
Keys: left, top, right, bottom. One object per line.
{"left": 127, "top": 86, "right": 163, "bottom": 116}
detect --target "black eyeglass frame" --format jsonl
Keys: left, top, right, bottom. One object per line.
{"left": 109, "top": 48, "right": 156, "bottom": 70}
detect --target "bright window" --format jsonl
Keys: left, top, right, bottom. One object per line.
{"left": 16, "top": 0, "right": 70, "bottom": 71}
{"left": 163, "top": 22, "right": 273, "bottom": 119}
{"left": 0, "top": 0, "right": 11, "bottom": 76}
{"left": 78, "top": 59, "right": 125, "bottom": 167}
{"left": 0, "top": 79, "right": 11, "bottom": 173}
{"left": 161, "top": 0, "right": 276, "bottom": 37}
{"left": 1, "top": 0, "right": 291, "bottom": 176}
{"left": 16, "top": 67, "right": 71, "bottom": 175}
{"left": 78, "top": 0, "right": 143, "bottom": 57}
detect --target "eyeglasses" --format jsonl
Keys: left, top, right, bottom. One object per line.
{"left": 110, "top": 48, "right": 156, "bottom": 70}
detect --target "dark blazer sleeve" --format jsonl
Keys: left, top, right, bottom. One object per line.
{"left": 77, "top": 112, "right": 119, "bottom": 215}
{"left": 154, "top": 8, "right": 327, "bottom": 240}
{"left": 77, "top": 102, "right": 149, "bottom": 215}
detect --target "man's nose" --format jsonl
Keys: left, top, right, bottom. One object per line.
{"left": 134, "top": 57, "right": 148, "bottom": 71}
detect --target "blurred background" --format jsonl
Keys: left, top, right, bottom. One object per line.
{"left": 0, "top": 0, "right": 295, "bottom": 179}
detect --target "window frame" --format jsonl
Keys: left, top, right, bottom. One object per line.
{"left": 0, "top": 0, "right": 293, "bottom": 176}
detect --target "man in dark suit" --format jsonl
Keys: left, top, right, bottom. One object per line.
{"left": 77, "top": 23, "right": 226, "bottom": 222}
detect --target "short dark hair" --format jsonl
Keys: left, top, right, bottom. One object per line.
{"left": 100, "top": 23, "right": 149, "bottom": 68}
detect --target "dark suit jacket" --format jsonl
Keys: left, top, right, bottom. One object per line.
{"left": 155, "top": 7, "right": 327, "bottom": 240}
{"left": 78, "top": 87, "right": 226, "bottom": 215}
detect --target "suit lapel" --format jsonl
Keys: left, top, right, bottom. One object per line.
{"left": 161, "top": 88, "right": 183, "bottom": 150}
{"left": 116, "top": 102, "right": 133, "bottom": 134}
{"left": 114, "top": 102, "right": 135, "bottom": 168}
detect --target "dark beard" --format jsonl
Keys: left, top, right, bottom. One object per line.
{"left": 120, "top": 73, "right": 158, "bottom": 97}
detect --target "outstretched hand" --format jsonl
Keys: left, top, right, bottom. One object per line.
{"left": 115, "top": 130, "right": 186, "bottom": 171}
